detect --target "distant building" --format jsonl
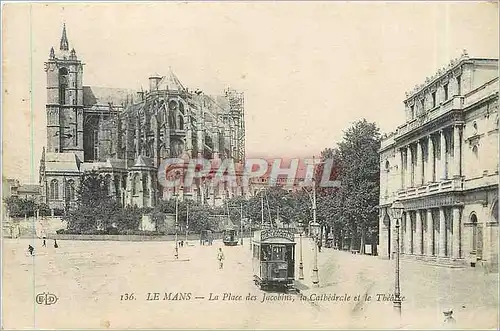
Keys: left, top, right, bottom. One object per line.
{"left": 2, "top": 178, "right": 41, "bottom": 202}
{"left": 39, "top": 25, "right": 245, "bottom": 211}
{"left": 379, "top": 51, "right": 498, "bottom": 271}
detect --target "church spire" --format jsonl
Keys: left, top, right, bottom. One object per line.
{"left": 60, "top": 24, "right": 69, "bottom": 51}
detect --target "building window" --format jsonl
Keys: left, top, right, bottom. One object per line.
{"left": 472, "top": 145, "right": 478, "bottom": 159}
{"left": 50, "top": 179, "right": 59, "bottom": 200}
{"left": 456, "top": 75, "right": 462, "bottom": 95}
{"left": 66, "top": 180, "right": 75, "bottom": 201}
{"left": 93, "top": 130, "right": 99, "bottom": 160}
{"left": 443, "top": 83, "right": 449, "bottom": 100}
{"left": 432, "top": 92, "right": 436, "bottom": 108}
{"left": 132, "top": 173, "right": 140, "bottom": 196}
{"left": 59, "top": 68, "right": 68, "bottom": 105}
{"left": 410, "top": 105, "right": 415, "bottom": 119}
{"left": 471, "top": 213, "right": 478, "bottom": 253}
{"left": 420, "top": 99, "right": 425, "bottom": 113}
{"left": 143, "top": 173, "right": 149, "bottom": 196}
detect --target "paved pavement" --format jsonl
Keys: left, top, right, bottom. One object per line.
{"left": 2, "top": 236, "right": 498, "bottom": 329}
{"left": 297, "top": 237, "right": 499, "bottom": 329}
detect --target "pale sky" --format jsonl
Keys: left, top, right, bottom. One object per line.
{"left": 2, "top": 2, "right": 499, "bottom": 184}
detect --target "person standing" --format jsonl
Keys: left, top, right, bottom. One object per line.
{"left": 28, "top": 245, "right": 34, "bottom": 256}
{"left": 217, "top": 248, "right": 225, "bottom": 270}
{"left": 42, "top": 237, "right": 46, "bottom": 247}
{"left": 54, "top": 239, "right": 58, "bottom": 248}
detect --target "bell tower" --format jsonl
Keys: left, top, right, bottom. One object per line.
{"left": 44, "top": 24, "right": 84, "bottom": 160}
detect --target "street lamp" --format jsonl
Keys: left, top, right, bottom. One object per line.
{"left": 389, "top": 200, "right": 404, "bottom": 317}
{"left": 310, "top": 220, "right": 320, "bottom": 287}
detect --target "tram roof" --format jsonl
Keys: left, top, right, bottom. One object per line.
{"left": 253, "top": 228, "right": 296, "bottom": 244}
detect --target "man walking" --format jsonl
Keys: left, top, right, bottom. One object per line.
{"left": 217, "top": 248, "right": 225, "bottom": 270}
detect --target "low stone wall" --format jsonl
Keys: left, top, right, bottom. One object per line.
{"left": 46, "top": 233, "right": 253, "bottom": 242}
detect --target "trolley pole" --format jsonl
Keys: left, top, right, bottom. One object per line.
{"left": 260, "top": 193, "right": 264, "bottom": 227}
{"left": 185, "top": 203, "right": 189, "bottom": 244}
{"left": 299, "top": 232, "right": 304, "bottom": 280}
{"left": 240, "top": 202, "right": 244, "bottom": 245}
{"left": 311, "top": 160, "right": 319, "bottom": 287}
{"left": 174, "top": 197, "right": 179, "bottom": 259}
{"left": 249, "top": 218, "right": 252, "bottom": 250}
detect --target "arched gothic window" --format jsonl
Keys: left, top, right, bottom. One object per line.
{"left": 66, "top": 179, "right": 75, "bottom": 201}
{"left": 178, "top": 115, "right": 184, "bottom": 130}
{"left": 132, "top": 173, "right": 140, "bottom": 195}
{"left": 50, "top": 179, "right": 59, "bottom": 200}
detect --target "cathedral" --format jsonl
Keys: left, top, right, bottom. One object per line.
{"left": 39, "top": 25, "right": 246, "bottom": 211}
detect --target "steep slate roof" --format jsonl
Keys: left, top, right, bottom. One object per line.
{"left": 45, "top": 153, "right": 81, "bottom": 173}
{"left": 132, "top": 155, "right": 154, "bottom": 169}
{"left": 156, "top": 69, "right": 186, "bottom": 92}
{"left": 83, "top": 86, "right": 136, "bottom": 107}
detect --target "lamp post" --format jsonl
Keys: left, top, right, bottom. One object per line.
{"left": 298, "top": 225, "right": 304, "bottom": 280}
{"left": 310, "top": 220, "right": 320, "bottom": 287}
{"left": 389, "top": 200, "right": 404, "bottom": 317}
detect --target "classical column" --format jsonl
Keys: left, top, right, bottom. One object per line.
{"left": 379, "top": 210, "right": 389, "bottom": 259}
{"left": 439, "top": 207, "right": 446, "bottom": 257}
{"left": 440, "top": 130, "right": 447, "bottom": 180}
{"left": 406, "top": 212, "right": 412, "bottom": 254}
{"left": 416, "top": 140, "right": 422, "bottom": 186}
{"left": 400, "top": 148, "right": 405, "bottom": 189}
{"left": 415, "top": 210, "right": 422, "bottom": 255}
{"left": 406, "top": 145, "right": 412, "bottom": 188}
{"left": 399, "top": 212, "right": 408, "bottom": 254}
{"left": 427, "top": 135, "right": 435, "bottom": 183}
{"left": 426, "top": 209, "right": 434, "bottom": 256}
{"left": 452, "top": 206, "right": 461, "bottom": 259}
{"left": 453, "top": 125, "right": 462, "bottom": 177}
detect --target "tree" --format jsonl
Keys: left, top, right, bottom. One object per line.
{"left": 4, "top": 196, "right": 37, "bottom": 218}
{"left": 337, "top": 119, "right": 381, "bottom": 253}
{"left": 66, "top": 171, "right": 122, "bottom": 233}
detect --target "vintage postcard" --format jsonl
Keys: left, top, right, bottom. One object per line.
{"left": 1, "top": 1, "right": 499, "bottom": 329}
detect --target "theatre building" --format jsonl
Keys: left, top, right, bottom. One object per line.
{"left": 378, "top": 51, "right": 498, "bottom": 271}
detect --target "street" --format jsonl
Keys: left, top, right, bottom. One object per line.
{"left": 2, "top": 236, "right": 498, "bottom": 329}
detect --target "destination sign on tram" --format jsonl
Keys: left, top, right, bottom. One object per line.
{"left": 261, "top": 229, "right": 294, "bottom": 242}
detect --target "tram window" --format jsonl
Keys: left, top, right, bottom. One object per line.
{"left": 253, "top": 245, "right": 260, "bottom": 259}
{"left": 286, "top": 246, "right": 294, "bottom": 260}
{"left": 261, "top": 245, "right": 271, "bottom": 261}
{"left": 272, "top": 246, "right": 285, "bottom": 260}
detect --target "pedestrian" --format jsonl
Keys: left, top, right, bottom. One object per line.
{"left": 217, "top": 247, "right": 225, "bottom": 270}
{"left": 443, "top": 310, "right": 456, "bottom": 327}
{"left": 42, "top": 237, "right": 46, "bottom": 247}
{"left": 317, "top": 238, "right": 322, "bottom": 253}
{"left": 54, "top": 239, "right": 58, "bottom": 248}
{"left": 28, "top": 245, "right": 34, "bottom": 256}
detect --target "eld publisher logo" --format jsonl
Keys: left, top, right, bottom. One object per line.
{"left": 36, "top": 292, "right": 58, "bottom": 305}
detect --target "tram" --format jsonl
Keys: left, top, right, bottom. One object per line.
{"left": 252, "top": 228, "right": 296, "bottom": 291}
{"left": 223, "top": 227, "right": 239, "bottom": 246}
